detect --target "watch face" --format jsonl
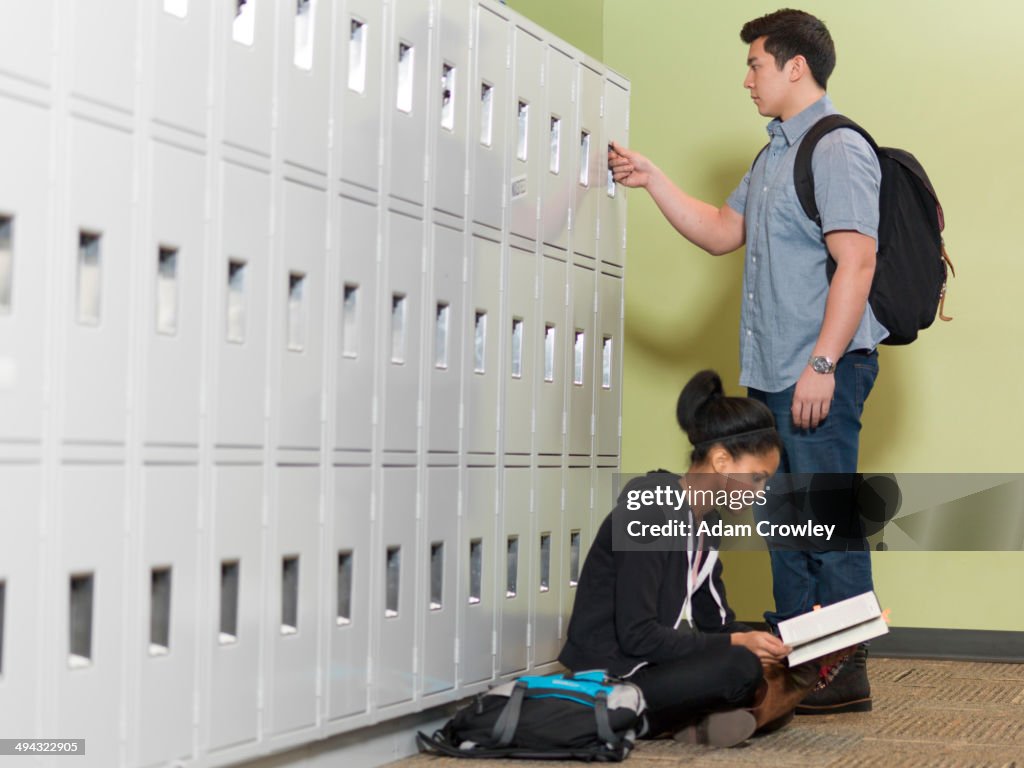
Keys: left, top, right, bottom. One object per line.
{"left": 811, "top": 357, "right": 833, "bottom": 374}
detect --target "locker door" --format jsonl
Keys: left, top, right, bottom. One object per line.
{"left": 138, "top": 466, "right": 200, "bottom": 767}
{"left": 422, "top": 466, "right": 458, "bottom": 696}
{"left": 0, "top": 1, "right": 53, "bottom": 86}
{"left": 504, "top": 246, "right": 537, "bottom": 456}
{"left": 567, "top": 263, "right": 596, "bottom": 457}
{"left": 382, "top": 211, "right": 424, "bottom": 454}
{"left": 562, "top": 466, "right": 592, "bottom": 627}
{"left": 222, "top": 0, "right": 275, "bottom": 156}
{"left": 426, "top": 223, "right": 464, "bottom": 455}
{"left": 0, "top": 465, "right": 42, "bottom": 736}
{"left": 281, "top": 0, "right": 333, "bottom": 175}
{"left": 152, "top": 0, "right": 211, "bottom": 136}
{"left": 208, "top": 465, "right": 264, "bottom": 751}
{"left": 431, "top": 0, "right": 472, "bottom": 217}
{"left": 600, "top": 78, "right": 629, "bottom": 267}
{"left": 572, "top": 64, "right": 603, "bottom": 259}
{"left": 531, "top": 465, "right": 563, "bottom": 665}
{"left": 56, "top": 466, "right": 125, "bottom": 768}
{"left": 0, "top": 100, "right": 50, "bottom": 443}
{"left": 144, "top": 141, "right": 206, "bottom": 448}
{"left": 376, "top": 466, "right": 419, "bottom": 708}
{"left": 471, "top": 5, "right": 511, "bottom": 230}
{"left": 461, "top": 466, "right": 496, "bottom": 684}
{"left": 334, "top": 196, "right": 379, "bottom": 453}
{"left": 508, "top": 27, "right": 544, "bottom": 241}
{"left": 214, "top": 162, "right": 271, "bottom": 449}
{"left": 337, "top": 0, "right": 385, "bottom": 190}
{"left": 540, "top": 48, "right": 575, "bottom": 250}
{"left": 387, "top": 0, "right": 431, "bottom": 206}
{"left": 465, "top": 235, "right": 501, "bottom": 455}
{"left": 498, "top": 466, "right": 530, "bottom": 675}
{"left": 69, "top": 0, "right": 137, "bottom": 114}
{"left": 63, "top": 120, "right": 133, "bottom": 444}
{"left": 596, "top": 273, "right": 623, "bottom": 458}
{"left": 276, "top": 181, "right": 327, "bottom": 451}
{"left": 536, "top": 255, "right": 567, "bottom": 456}
{"left": 270, "top": 466, "right": 321, "bottom": 735}
{"left": 328, "top": 466, "right": 372, "bottom": 721}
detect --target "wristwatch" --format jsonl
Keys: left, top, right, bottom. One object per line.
{"left": 808, "top": 355, "right": 837, "bottom": 374}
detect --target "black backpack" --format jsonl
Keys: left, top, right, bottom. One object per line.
{"left": 791, "top": 115, "right": 955, "bottom": 345}
{"left": 416, "top": 671, "right": 647, "bottom": 762}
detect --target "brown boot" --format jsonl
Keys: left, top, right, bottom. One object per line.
{"left": 795, "top": 644, "right": 872, "bottom": 715}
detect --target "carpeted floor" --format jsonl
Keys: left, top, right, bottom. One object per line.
{"left": 394, "top": 658, "right": 1024, "bottom": 768}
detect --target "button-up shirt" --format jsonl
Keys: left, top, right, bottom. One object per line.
{"left": 726, "top": 95, "right": 888, "bottom": 393}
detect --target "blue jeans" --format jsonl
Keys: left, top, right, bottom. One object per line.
{"left": 749, "top": 351, "right": 879, "bottom": 628}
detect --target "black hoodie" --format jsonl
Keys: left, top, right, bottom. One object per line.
{"left": 558, "top": 470, "right": 743, "bottom": 677}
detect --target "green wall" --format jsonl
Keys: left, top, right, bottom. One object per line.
{"left": 506, "top": 0, "right": 604, "bottom": 60}
{"left": 510, "top": 1, "right": 1024, "bottom": 632}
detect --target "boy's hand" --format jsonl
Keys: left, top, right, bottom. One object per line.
{"left": 608, "top": 141, "right": 654, "bottom": 188}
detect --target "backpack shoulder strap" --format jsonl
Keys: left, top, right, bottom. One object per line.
{"left": 794, "top": 114, "right": 879, "bottom": 226}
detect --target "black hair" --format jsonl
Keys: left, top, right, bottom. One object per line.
{"left": 676, "top": 370, "right": 782, "bottom": 464}
{"left": 740, "top": 8, "right": 836, "bottom": 90}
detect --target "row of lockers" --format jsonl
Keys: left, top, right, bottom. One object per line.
{"left": 0, "top": 461, "right": 618, "bottom": 767}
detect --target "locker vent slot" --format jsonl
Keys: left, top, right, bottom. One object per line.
{"left": 468, "top": 538, "right": 482, "bottom": 604}
{"left": 538, "top": 533, "right": 551, "bottom": 592}
{"left": 287, "top": 271, "right": 307, "bottom": 352}
{"left": 233, "top": 0, "right": 255, "bottom": 46}
{"left": 337, "top": 550, "right": 353, "bottom": 626}
{"left": 607, "top": 144, "right": 616, "bottom": 197}
{"left": 0, "top": 216, "right": 11, "bottom": 314}
{"left": 281, "top": 555, "right": 300, "bottom": 634}
{"left": 510, "top": 318, "right": 524, "bottom": 379}
{"left": 505, "top": 536, "right": 519, "bottom": 598}
{"left": 579, "top": 131, "right": 591, "bottom": 186}
{"left": 480, "top": 83, "right": 494, "bottom": 146}
{"left": 76, "top": 231, "right": 102, "bottom": 326}
{"left": 517, "top": 101, "right": 529, "bottom": 161}
{"left": 342, "top": 283, "right": 359, "bottom": 358}
{"left": 396, "top": 42, "right": 414, "bottom": 113}
{"left": 473, "top": 311, "right": 487, "bottom": 374}
{"left": 149, "top": 567, "right": 172, "bottom": 655}
{"left": 569, "top": 530, "right": 581, "bottom": 587}
{"left": 390, "top": 293, "right": 407, "bottom": 364}
{"left": 429, "top": 542, "right": 444, "bottom": 610}
{"left": 348, "top": 19, "right": 367, "bottom": 92}
{"left": 440, "top": 63, "right": 456, "bottom": 130}
{"left": 219, "top": 560, "right": 240, "bottom": 644}
{"left": 602, "top": 336, "right": 613, "bottom": 389}
{"left": 68, "top": 573, "right": 94, "bottom": 668}
{"left": 544, "top": 324, "right": 556, "bottom": 382}
{"left": 226, "top": 259, "right": 247, "bottom": 344}
{"left": 294, "top": 0, "right": 315, "bottom": 71}
{"left": 435, "top": 302, "right": 450, "bottom": 369}
{"left": 156, "top": 246, "right": 178, "bottom": 336}
{"left": 573, "top": 329, "right": 585, "bottom": 386}
{"left": 549, "top": 117, "right": 561, "bottom": 174}
{"left": 385, "top": 546, "right": 401, "bottom": 618}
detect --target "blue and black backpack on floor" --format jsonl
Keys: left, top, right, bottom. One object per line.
{"left": 416, "top": 671, "right": 647, "bottom": 762}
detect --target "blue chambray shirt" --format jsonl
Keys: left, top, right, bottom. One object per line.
{"left": 726, "top": 95, "right": 889, "bottom": 393}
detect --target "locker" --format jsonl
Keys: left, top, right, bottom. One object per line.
{"left": 336, "top": 0, "right": 386, "bottom": 190}
{"left": 594, "top": 467, "right": 620, "bottom": 540}
{"left": 0, "top": 1, "right": 53, "bottom": 87}
{"left": 465, "top": 235, "right": 501, "bottom": 455}
{"left": 334, "top": 196, "right": 379, "bottom": 453}
{"left": 0, "top": 100, "right": 50, "bottom": 444}
{"left": 461, "top": 466, "right": 497, "bottom": 684}
{"left": 214, "top": 162, "right": 271, "bottom": 448}
{"left": 426, "top": 222, "right": 465, "bottom": 455}
{"left": 531, "top": 465, "right": 562, "bottom": 666}
{"left": 430, "top": 0, "right": 473, "bottom": 217}
{"left": 69, "top": 0, "right": 138, "bottom": 114}
{"left": 208, "top": 464, "right": 264, "bottom": 751}
{"left": 387, "top": 0, "right": 432, "bottom": 206}
{"left": 504, "top": 246, "right": 537, "bottom": 455}
{"left": 540, "top": 47, "right": 576, "bottom": 250}
{"left": 422, "top": 466, "right": 459, "bottom": 696}
{"left": 137, "top": 466, "right": 200, "bottom": 767}
{"left": 599, "top": 78, "right": 630, "bottom": 267}
{"left": 221, "top": 0, "right": 275, "bottom": 156}
{"left": 596, "top": 273, "right": 623, "bottom": 457}
{"left": 280, "top": 0, "right": 333, "bottom": 174}
{"left": 498, "top": 466, "right": 530, "bottom": 675}
{"left": 572, "top": 64, "right": 604, "bottom": 259}
{"left": 152, "top": 0, "right": 211, "bottom": 136}
{"left": 567, "top": 263, "right": 596, "bottom": 456}
{"left": 0, "top": 465, "right": 42, "bottom": 737}
{"left": 382, "top": 210, "right": 424, "bottom": 454}
{"left": 275, "top": 180, "right": 327, "bottom": 451}
{"left": 562, "top": 466, "right": 592, "bottom": 626}
{"left": 535, "top": 255, "right": 567, "bottom": 456}
{"left": 56, "top": 466, "right": 125, "bottom": 768}
{"left": 508, "top": 27, "right": 545, "bottom": 241}
{"left": 375, "top": 466, "right": 419, "bottom": 708}
{"left": 62, "top": 119, "right": 133, "bottom": 445}
{"left": 144, "top": 141, "right": 206, "bottom": 447}
{"left": 470, "top": 5, "right": 511, "bottom": 230}
{"left": 328, "top": 466, "right": 372, "bottom": 721}
{"left": 269, "top": 466, "right": 321, "bottom": 735}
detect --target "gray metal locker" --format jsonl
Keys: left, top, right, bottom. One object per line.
{"left": 471, "top": 4, "right": 511, "bottom": 231}
{"left": 600, "top": 77, "right": 630, "bottom": 268}
{"left": 567, "top": 262, "right": 596, "bottom": 456}
{"left": 508, "top": 26, "right": 545, "bottom": 241}
{"left": 214, "top": 162, "right": 271, "bottom": 449}
{"left": 536, "top": 254, "right": 567, "bottom": 456}
{"left": 328, "top": 466, "right": 372, "bottom": 721}
{"left": 504, "top": 246, "right": 537, "bottom": 455}
{"left": 422, "top": 466, "right": 459, "bottom": 697}
{"left": 498, "top": 466, "right": 530, "bottom": 675}
{"left": 531, "top": 465, "right": 563, "bottom": 666}
{"left": 144, "top": 141, "right": 206, "bottom": 448}
{"left": 572, "top": 63, "right": 604, "bottom": 259}
{"left": 137, "top": 465, "right": 200, "bottom": 768}
{"left": 460, "top": 466, "right": 497, "bottom": 684}
{"left": 387, "top": 0, "right": 432, "bottom": 206}
{"left": 430, "top": 0, "right": 473, "bottom": 217}
{"left": 221, "top": 0, "right": 275, "bottom": 156}
{"left": 540, "top": 47, "right": 576, "bottom": 251}
{"left": 69, "top": 0, "right": 138, "bottom": 115}
{"left": 466, "top": 234, "right": 502, "bottom": 455}
{"left": 596, "top": 272, "right": 623, "bottom": 458}
{"left": 208, "top": 464, "right": 264, "bottom": 751}
{"left": 152, "top": 0, "right": 211, "bottom": 137}
{"left": 0, "top": 0, "right": 53, "bottom": 86}
{"left": 336, "top": 0, "right": 386, "bottom": 190}
{"left": 426, "top": 222, "right": 465, "bottom": 455}
{"left": 280, "top": 0, "right": 333, "bottom": 175}
{"left": 562, "top": 466, "right": 592, "bottom": 628}
{"left": 334, "top": 195, "right": 380, "bottom": 454}
{"left": 375, "top": 466, "right": 419, "bottom": 708}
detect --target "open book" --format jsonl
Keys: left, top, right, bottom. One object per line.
{"left": 778, "top": 591, "right": 889, "bottom": 667}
